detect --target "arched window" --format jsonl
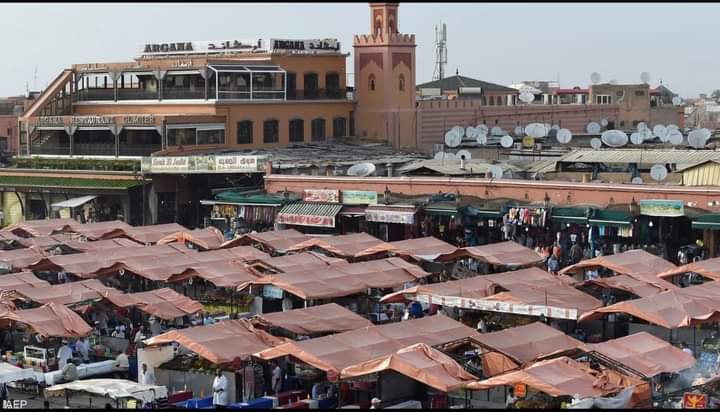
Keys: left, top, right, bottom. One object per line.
{"left": 237, "top": 120, "right": 253, "bottom": 144}
{"left": 263, "top": 119, "right": 279, "bottom": 143}
{"left": 304, "top": 72, "right": 319, "bottom": 99}
{"left": 333, "top": 117, "right": 347, "bottom": 138}
{"left": 375, "top": 18, "right": 383, "bottom": 35}
{"left": 325, "top": 72, "right": 340, "bottom": 98}
{"left": 289, "top": 119, "right": 304, "bottom": 143}
{"left": 311, "top": 118, "right": 326, "bottom": 142}
{"left": 399, "top": 74, "right": 405, "bottom": 92}
{"left": 369, "top": 74, "right": 376, "bottom": 91}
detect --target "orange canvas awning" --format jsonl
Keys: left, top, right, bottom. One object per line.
{"left": 0, "top": 271, "right": 49, "bottom": 291}
{"left": 220, "top": 229, "right": 312, "bottom": 254}
{"left": 157, "top": 227, "right": 226, "bottom": 251}
{"left": 0, "top": 248, "right": 45, "bottom": 270}
{"left": 436, "top": 241, "right": 545, "bottom": 268}
{"left": 13, "top": 279, "right": 119, "bottom": 306}
{"left": 356, "top": 236, "right": 459, "bottom": 262}
{"left": 286, "top": 232, "right": 391, "bottom": 259}
{"left": 657, "top": 257, "right": 720, "bottom": 281}
{"left": 120, "top": 223, "right": 188, "bottom": 245}
{"left": 380, "top": 276, "right": 497, "bottom": 304}
{"left": 251, "top": 303, "right": 372, "bottom": 335}
{"left": 104, "top": 288, "right": 203, "bottom": 320}
{"left": 5, "top": 218, "right": 77, "bottom": 237}
{"left": 251, "top": 251, "right": 346, "bottom": 274}
{"left": 0, "top": 302, "right": 92, "bottom": 337}
{"left": 583, "top": 274, "right": 669, "bottom": 298}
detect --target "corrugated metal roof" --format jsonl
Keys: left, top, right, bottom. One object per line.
{"left": 558, "top": 149, "right": 720, "bottom": 168}
{"left": 399, "top": 159, "right": 520, "bottom": 176}
{"left": 279, "top": 202, "right": 342, "bottom": 217}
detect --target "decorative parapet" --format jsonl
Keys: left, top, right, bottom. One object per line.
{"left": 353, "top": 33, "right": 415, "bottom": 46}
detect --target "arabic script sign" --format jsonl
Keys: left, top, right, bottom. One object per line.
{"left": 277, "top": 213, "right": 336, "bottom": 228}
{"left": 141, "top": 155, "right": 265, "bottom": 174}
{"left": 270, "top": 38, "right": 340, "bottom": 53}
{"left": 141, "top": 39, "right": 266, "bottom": 56}
{"left": 683, "top": 392, "right": 707, "bottom": 409}
{"left": 303, "top": 189, "right": 340, "bottom": 203}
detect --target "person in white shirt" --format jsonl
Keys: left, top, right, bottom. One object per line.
{"left": 139, "top": 363, "right": 156, "bottom": 386}
{"left": 115, "top": 349, "right": 130, "bottom": 379}
{"left": 477, "top": 318, "right": 488, "bottom": 334}
{"left": 212, "top": 368, "right": 228, "bottom": 407}
{"left": 57, "top": 340, "right": 73, "bottom": 370}
{"left": 271, "top": 361, "right": 283, "bottom": 394}
{"left": 76, "top": 337, "right": 90, "bottom": 363}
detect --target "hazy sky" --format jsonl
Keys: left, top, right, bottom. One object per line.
{"left": 1, "top": 2, "right": 716, "bottom": 98}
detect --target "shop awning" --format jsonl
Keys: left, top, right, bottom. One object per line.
{"left": 380, "top": 276, "right": 497, "bottom": 304}
{"left": 0, "top": 302, "right": 92, "bottom": 337}
{"left": 157, "top": 227, "right": 226, "bottom": 251}
{"left": 5, "top": 218, "right": 78, "bottom": 237}
{"left": 0, "top": 175, "right": 142, "bottom": 191}
{"left": 51, "top": 195, "right": 97, "bottom": 210}
{"left": 220, "top": 229, "right": 311, "bottom": 253}
{"left": 692, "top": 214, "right": 720, "bottom": 230}
{"left": 0, "top": 248, "right": 45, "bottom": 270}
{"left": 286, "top": 232, "right": 390, "bottom": 259}
{"left": 175, "top": 262, "right": 260, "bottom": 289}
{"left": 104, "top": 288, "right": 203, "bottom": 320}
{"left": 436, "top": 241, "right": 545, "bottom": 268}
{"left": 277, "top": 202, "right": 342, "bottom": 228}
{"left": 588, "top": 332, "right": 696, "bottom": 378}
{"left": 551, "top": 207, "right": 588, "bottom": 224}
{"left": 144, "top": 318, "right": 285, "bottom": 365}
{"left": 657, "top": 256, "right": 720, "bottom": 281}
{"left": 120, "top": 223, "right": 188, "bottom": 244}
{"left": 461, "top": 205, "right": 502, "bottom": 219}
{"left": 251, "top": 303, "right": 373, "bottom": 336}
{"left": 356, "top": 236, "right": 458, "bottom": 261}
{"left": 13, "top": 279, "right": 120, "bottom": 306}
{"left": 0, "top": 272, "right": 49, "bottom": 292}
{"left": 365, "top": 205, "right": 417, "bottom": 224}
{"left": 251, "top": 251, "right": 346, "bottom": 274}
{"left": 583, "top": 274, "right": 669, "bottom": 298}
{"left": 424, "top": 203, "right": 458, "bottom": 217}
{"left": 46, "top": 379, "right": 168, "bottom": 404}
{"left": 588, "top": 210, "right": 633, "bottom": 227}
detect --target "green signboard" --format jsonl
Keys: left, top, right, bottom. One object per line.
{"left": 640, "top": 199, "right": 684, "bottom": 217}
{"left": 342, "top": 190, "right": 378, "bottom": 205}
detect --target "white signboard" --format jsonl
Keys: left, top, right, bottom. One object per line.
{"left": 270, "top": 38, "right": 340, "bottom": 53}
{"left": 140, "top": 39, "right": 266, "bottom": 56}
{"left": 413, "top": 294, "right": 579, "bottom": 320}
{"left": 148, "top": 156, "right": 189, "bottom": 173}
{"left": 212, "top": 155, "right": 259, "bottom": 173}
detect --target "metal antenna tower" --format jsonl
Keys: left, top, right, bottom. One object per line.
{"left": 432, "top": 22, "right": 447, "bottom": 81}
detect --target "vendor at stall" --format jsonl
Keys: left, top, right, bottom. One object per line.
{"left": 57, "top": 339, "right": 73, "bottom": 370}
{"left": 139, "top": 363, "right": 156, "bottom": 386}
{"left": 212, "top": 368, "right": 228, "bottom": 408}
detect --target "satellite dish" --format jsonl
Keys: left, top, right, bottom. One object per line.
{"left": 491, "top": 126, "right": 504, "bottom": 136}
{"left": 346, "top": 162, "right": 377, "bottom": 177}
{"left": 445, "top": 129, "right": 462, "bottom": 148}
{"left": 514, "top": 126, "right": 525, "bottom": 137}
{"left": 668, "top": 130, "right": 683, "bottom": 146}
{"left": 666, "top": 124, "right": 679, "bottom": 133}
{"left": 519, "top": 92, "right": 535, "bottom": 103}
{"left": 590, "top": 72, "right": 601, "bottom": 84}
{"left": 640, "top": 72, "right": 651, "bottom": 84}
{"left": 640, "top": 129, "right": 653, "bottom": 141}
{"left": 433, "top": 152, "right": 446, "bottom": 160}
{"left": 650, "top": 164, "right": 668, "bottom": 181}
{"left": 476, "top": 134, "right": 488, "bottom": 145}
{"left": 500, "top": 135, "right": 514, "bottom": 148}
{"left": 688, "top": 129, "right": 707, "bottom": 148}
{"left": 653, "top": 125, "right": 668, "bottom": 141}
{"left": 525, "top": 123, "right": 548, "bottom": 138}
{"left": 556, "top": 129, "right": 572, "bottom": 144}
{"left": 586, "top": 122, "right": 601, "bottom": 134}
{"left": 631, "top": 177, "right": 644, "bottom": 184}
{"left": 630, "top": 132, "right": 644, "bottom": 145}
{"left": 590, "top": 138, "right": 602, "bottom": 149}
{"left": 456, "top": 149, "right": 472, "bottom": 161}
{"left": 551, "top": 124, "right": 560, "bottom": 131}
{"left": 451, "top": 125, "right": 465, "bottom": 138}
{"left": 600, "top": 118, "right": 609, "bottom": 127}
{"left": 476, "top": 124, "right": 489, "bottom": 135}
{"left": 465, "top": 126, "right": 478, "bottom": 139}
{"left": 701, "top": 128, "right": 713, "bottom": 141}
{"left": 488, "top": 165, "right": 504, "bottom": 179}
{"left": 637, "top": 122, "right": 648, "bottom": 132}
{"left": 601, "top": 130, "right": 629, "bottom": 147}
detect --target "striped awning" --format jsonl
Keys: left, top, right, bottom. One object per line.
{"left": 277, "top": 202, "right": 342, "bottom": 228}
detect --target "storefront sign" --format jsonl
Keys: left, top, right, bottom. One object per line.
{"left": 141, "top": 155, "right": 266, "bottom": 174}
{"left": 148, "top": 156, "right": 189, "bottom": 173}
{"left": 683, "top": 392, "right": 708, "bottom": 409}
{"left": 211, "top": 155, "right": 258, "bottom": 173}
{"left": 413, "top": 294, "right": 579, "bottom": 320}
{"left": 303, "top": 189, "right": 340, "bottom": 203}
{"left": 72, "top": 116, "right": 114, "bottom": 126}
{"left": 640, "top": 199, "right": 684, "bottom": 217}
{"left": 276, "top": 213, "right": 336, "bottom": 228}
{"left": 122, "top": 115, "right": 155, "bottom": 125}
{"left": 342, "top": 190, "right": 378, "bottom": 205}
{"left": 263, "top": 285, "right": 284, "bottom": 300}
{"left": 365, "top": 209, "right": 415, "bottom": 225}
{"left": 270, "top": 38, "right": 340, "bottom": 53}
{"left": 140, "top": 39, "right": 266, "bottom": 56}
{"left": 37, "top": 116, "right": 64, "bottom": 126}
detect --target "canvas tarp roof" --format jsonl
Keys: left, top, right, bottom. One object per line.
{"left": 559, "top": 249, "right": 677, "bottom": 288}
{"left": 466, "top": 357, "right": 628, "bottom": 398}
{"left": 356, "top": 236, "right": 458, "bottom": 262}
{"left": 380, "top": 276, "right": 497, "bottom": 304}
{"left": 579, "top": 281, "right": 720, "bottom": 329}
{"left": 0, "top": 247, "right": 45, "bottom": 270}
{"left": 46, "top": 379, "right": 168, "bottom": 403}
{"left": 120, "top": 223, "right": 188, "bottom": 245}
{"left": 13, "top": 233, "right": 78, "bottom": 250}
{"left": 157, "top": 227, "right": 226, "bottom": 251}
{"left": 286, "top": 232, "right": 391, "bottom": 259}
{"left": 588, "top": 332, "right": 696, "bottom": 378}
{"left": 583, "top": 274, "right": 669, "bottom": 298}
{"left": 247, "top": 257, "right": 430, "bottom": 300}
{"left": 5, "top": 218, "right": 77, "bottom": 237}
{"left": 0, "top": 302, "right": 92, "bottom": 337}
{"left": 66, "top": 220, "right": 134, "bottom": 241}
{"left": 251, "top": 252, "right": 346, "bottom": 274}
{"left": 61, "top": 238, "right": 142, "bottom": 253}
{"left": 13, "top": 279, "right": 118, "bottom": 306}
{"left": 657, "top": 257, "right": 720, "bottom": 281}
{"left": 221, "top": 229, "right": 312, "bottom": 253}
{"left": 436, "top": 241, "right": 545, "bottom": 268}
{"left": 0, "top": 272, "right": 49, "bottom": 291}
{"left": 254, "top": 314, "right": 480, "bottom": 388}
{"left": 144, "top": 318, "right": 284, "bottom": 365}
{"left": 251, "top": 303, "right": 372, "bottom": 336}
{"left": 176, "top": 262, "right": 260, "bottom": 289}
{"left": 104, "top": 288, "right": 203, "bottom": 320}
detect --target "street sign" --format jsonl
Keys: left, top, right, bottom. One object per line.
{"left": 683, "top": 392, "right": 708, "bottom": 409}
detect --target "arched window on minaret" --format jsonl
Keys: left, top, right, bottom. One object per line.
{"left": 369, "top": 74, "right": 376, "bottom": 91}
{"left": 388, "top": 17, "right": 395, "bottom": 34}
{"left": 375, "top": 18, "right": 383, "bottom": 35}
{"left": 399, "top": 74, "right": 405, "bottom": 92}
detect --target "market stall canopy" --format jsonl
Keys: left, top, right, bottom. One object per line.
{"left": 61, "top": 238, "right": 143, "bottom": 253}
{"left": 0, "top": 362, "right": 39, "bottom": 384}
{"left": 144, "top": 318, "right": 284, "bottom": 365}
{"left": 12, "top": 233, "right": 78, "bottom": 250}
{"left": 276, "top": 202, "right": 343, "bottom": 229}
{"left": 104, "top": 288, "right": 202, "bottom": 320}
{"left": 45, "top": 378, "right": 168, "bottom": 404}
{"left": 66, "top": 220, "right": 134, "bottom": 241}
{"left": 29, "top": 244, "right": 194, "bottom": 278}
{"left": 579, "top": 281, "right": 720, "bottom": 329}
{"left": 465, "top": 357, "right": 627, "bottom": 399}
{"left": 13, "top": 279, "right": 118, "bottom": 306}
{"left": 356, "top": 236, "right": 459, "bottom": 262}
{"left": 251, "top": 303, "right": 372, "bottom": 336}
{"left": 5, "top": 218, "right": 77, "bottom": 237}
{"left": 657, "top": 257, "right": 720, "bottom": 281}
{"left": 0, "top": 272, "right": 50, "bottom": 299}
{"left": 583, "top": 274, "right": 669, "bottom": 298}
{"left": 380, "top": 276, "right": 497, "bottom": 304}
{"left": 157, "top": 227, "right": 226, "bottom": 251}
{"left": 340, "top": 342, "right": 477, "bottom": 393}
{"left": 176, "top": 262, "right": 260, "bottom": 289}
{"left": 559, "top": 249, "right": 677, "bottom": 289}
{"left": 471, "top": 322, "right": 587, "bottom": 367}
{"left": 250, "top": 251, "right": 347, "bottom": 274}
{"left": 286, "top": 232, "right": 391, "bottom": 259}
{"left": 588, "top": 332, "right": 696, "bottom": 378}
{"left": 436, "top": 241, "right": 545, "bottom": 268}
{"left": 50, "top": 195, "right": 97, "bottom": 210}
{"left": 0, "top": 247, "right": 45, "bottom": 270}
{"left": 0, "top": 302, "right": 92, "bottom": 337}
{"left": 220, "top": 229, "right": 311, "bottom": 254}
{"left": 120, "top": 223, "right": 189, "bottom": 244}
{"left": 254, "top": 314, "right": 480, "bottom": 376}
{"left": 246, "top": 257, "right": 430, "bottom": 300}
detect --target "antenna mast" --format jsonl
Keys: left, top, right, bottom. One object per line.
{"left": 33, "top": 66, "right": 38, "bottom": 91}
{"left": 432, "top": 22, "right": 447, "bottom": 81}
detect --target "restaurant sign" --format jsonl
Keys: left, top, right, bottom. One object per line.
{"left": 270, "top": 38, "right": 340, "bottom": 53}
{"left": 141, "top": 155, "right": 265, "bottom": 174}
{"left": 682, "top": 392, "right": 708, "bottom": 409}
{"left": 413, "top": 294, "right": 579, "bottom": 320}
{"left": 342, "top": 190, "right": 378, "bottom": 205}
{"left": 639, "top": 199, "right": 684, "bottom": 217}
{"left": 365, "top": 209, "right": 415, "bottom": 225}
{"left": 276, "top": 213, "right": 336, "bottom": 228}
{"left": 140, "top": 39, "right": 266, "bottom": 56}
{"left": 303, "top": 189, "right": 340, "bottom": 203}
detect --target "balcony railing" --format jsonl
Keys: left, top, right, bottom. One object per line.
{"left": 164, "top": 89, "right": 204, "bottom": 100}
{"left": 75, "top": 87, "right": 353, "bottom": 102}
{"left": 287, "top": 88, "right": 350, "bottom": 101}
{"left": 76, "top": 89, "right": 115, "bottom": 101}
{"left": 73, "top": 143, "right": 116, "bottom": 156}
{"left": 119, "top": 144, "right": 161, "bottom": 156}
{"left": 31, "top": 144, "right": 70, "bottom": 156}
{"left": 116, "top": 89, "right": 159, "bottom": 100}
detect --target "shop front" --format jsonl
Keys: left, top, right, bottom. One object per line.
{"left": 691, "top": 214, "right": 720, "bottom": 258}
{"left": 364, "top": 204, "right": 417, "bottom": 242}
{"left": 587, "top": 208, "right": 634, "bottom": 258}
{"left": 550, "top": 206, "right": 591, "bottom": 264}
{"left": 276, "top": 202, "right": 343, "bottom": 235}
{"left": 638, "top": 199, "right": 696, "bottom": 263}
{"left": 338, "top": 190, "right": 378, "bottom": 235}
{"left": 201, "top": 192, "right": 290, "bottom": 238}
{"left": 500, "top": 203, "right": 550, "bottom": 251}
{"left": 458, "top": 199, "right": 511, "bottom": 246}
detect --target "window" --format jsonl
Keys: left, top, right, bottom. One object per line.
{"left": 167, "top": 124, "right": 226, "bottom": 146}
{"left": 619, "top": 121, "right": 625, "bottom": 127}
{"left": 263, "top": 119, "right": 279, "bottom": 143}
{"left": 368, "top": 75, "right": 376, "bottom": 91}
{"left": 237, "top": 120, "right": 253, "bottom": 144}
{"left": 311, "top": 118, "right": 326, "bottom": 141}
{"left": 197, "top": 128, "right": 225, "bottom": 145}
{"left": 333, "top": 117, "right": 347, "bottom": 138}
{"left": 595, "top": 95, "right": 612, "bottom": 104}
{"left": 304, "top": 72, "right": 319, "bottom": 98}
{"left": 616, "top": 91, "right": 624, "bottom": 97}
{"left": 286, "top": 72, "right": 297, "bottom": 99}
{"left": 635, "top": 90, "right": 646, "bottom": 97}
{"left": 399, "top": 74, "right": 405, "bottom": 92}
{"left": 289, "top": 119, "right": 304, "bottom": 143}
{"left": 166, "top": 128, "right": 195, "bottom": 146}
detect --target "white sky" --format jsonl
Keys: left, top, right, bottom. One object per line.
{"left": 1, "top": 2, "right": 716, "bottom": 97}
